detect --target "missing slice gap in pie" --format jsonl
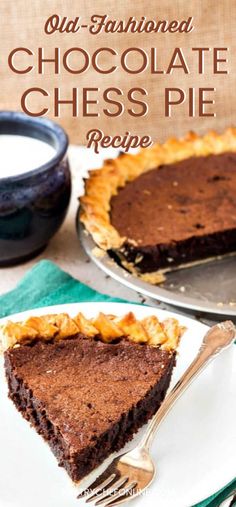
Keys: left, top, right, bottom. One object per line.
{"left": 80, "top": 129, "right": 236, "bottom": 284}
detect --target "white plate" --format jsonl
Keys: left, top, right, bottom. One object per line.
{"left": 0, "top": 302, "right": 235, "bottom": 507}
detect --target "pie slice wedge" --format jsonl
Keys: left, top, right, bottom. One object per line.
{"left": 1, "top": 311, "right": 185, "bottom": 482}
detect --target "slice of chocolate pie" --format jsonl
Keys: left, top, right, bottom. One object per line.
{"left": 1, "top": 311, "right": 184, "bottom": 482}
{"left": 80, "top": 129, "right": 236, "bottom": 283}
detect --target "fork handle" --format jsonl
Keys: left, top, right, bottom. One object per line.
{"left": 141, "top": 321, "right": 235, "bottom": 451}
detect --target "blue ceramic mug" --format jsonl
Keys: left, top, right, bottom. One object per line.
{"left": 0, "top": 111, "right": 71, "bottom": 266}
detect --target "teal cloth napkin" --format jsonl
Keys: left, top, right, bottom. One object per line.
{"left": 0, "top": 259, "right": 235, "bottom": 507}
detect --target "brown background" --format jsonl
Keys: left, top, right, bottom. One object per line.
{"left": 0, "top": 0, "right": 235, "bottom": 144}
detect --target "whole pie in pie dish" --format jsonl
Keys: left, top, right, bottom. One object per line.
{"left": 1, "top": 311, "right": 185, "bottom": 482}
{"left": 80, "top": 129, "right": 236, "bottom": 283}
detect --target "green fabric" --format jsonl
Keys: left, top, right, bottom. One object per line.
{"left": 0, "top": 259, "right": 235, "bottom": 506}
{"left": 0, "top": 260, "right": 125, "bottom": 319}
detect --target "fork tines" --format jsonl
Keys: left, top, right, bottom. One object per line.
{"left": 78, "top": 472, "right": 137, "bottom": 506}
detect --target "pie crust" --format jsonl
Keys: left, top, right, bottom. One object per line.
{"left": 3, "top": 310, "right": 181, "bottom": 483}
{"left": 80, "top": 129, "right": 236, "bottom": 281}
{"left": 0, "top": 311, "right": 185, "bottom": 352}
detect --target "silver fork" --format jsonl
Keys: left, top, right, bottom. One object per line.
{"left": 78, "top": 321, "right": 235, "bottom": 507}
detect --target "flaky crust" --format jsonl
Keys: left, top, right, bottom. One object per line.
{"left": 0, "top": 311, "right": 186, "bottom": 352}
{"left": 80, "top": 129, "right": 236, "bottom": 255}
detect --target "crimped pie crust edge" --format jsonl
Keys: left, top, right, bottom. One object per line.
{"left": 80, "top": 128, "right": 236, "bottom": 255}
{"left": 0, "top": 311, "right": 186, "bottom": 352}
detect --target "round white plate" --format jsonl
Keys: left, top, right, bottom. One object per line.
{"left": 0, "top": 302, "right": 235, "bottom": 507}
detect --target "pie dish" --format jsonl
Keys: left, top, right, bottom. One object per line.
{"left": 1, "top": 310, "right": 184, "bottom": 482}
{"left": 80, "top": 129, "right": 236, "bottom": 283}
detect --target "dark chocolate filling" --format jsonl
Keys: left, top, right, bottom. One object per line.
{"left": 110, "top": 153, "right": 236, "bottom": 272}
{"left": 4, "top": 335, "right": 175, "bottom": 481}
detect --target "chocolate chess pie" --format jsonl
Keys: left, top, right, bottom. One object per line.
{"left": 80, "top": 129, "right": 236, "bottom": 283}
{"left": 1, "top": 311, "right": 184, "bottom": 481}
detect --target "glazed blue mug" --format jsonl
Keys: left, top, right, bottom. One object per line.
{"left": 0, "top": 111, "right": 71, "bottom": 266}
